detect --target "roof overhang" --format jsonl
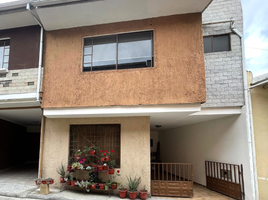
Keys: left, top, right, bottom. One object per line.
{"left": 0, "top": 0, "right": 213, "bottom": 31}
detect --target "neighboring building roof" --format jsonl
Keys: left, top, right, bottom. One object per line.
{"left": 252, "top": 72, "right": 268, "bottom": 85}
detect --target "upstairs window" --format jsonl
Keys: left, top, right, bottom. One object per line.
{"left": 203, "top": 34, "right": 230, "bottom": 53}
{"left": 83, "top": 31, "right": 154, "bottom": 72}
{"left": 0, "top": 40, "right": 10, "bottom": 69}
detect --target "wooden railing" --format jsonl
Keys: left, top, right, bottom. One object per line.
{"left": 151, "top": 163, "right": 193, "bottom": 182}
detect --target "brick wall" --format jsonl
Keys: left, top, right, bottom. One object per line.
{"left": 0, "top": 68, "right": 42, "bottom": 95}
{"left": 202, "top": 0, "right": 244, "bottom": 107}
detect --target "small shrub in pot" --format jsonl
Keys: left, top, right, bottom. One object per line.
{"left": 127, "top": 176, "right": 141, "bottom": 199}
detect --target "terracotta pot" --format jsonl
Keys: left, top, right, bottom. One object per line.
{"left": 60, "top": 177, "right": 65, "bottom": 183}
{"left": 67, "top": 181, "right": 71, "bottom": 185}
{"left": 89, "top": 150, "right": 95, "bottom": 155}
{"left": 71, "top": 181, "right": 76, "bottom": 186}
{"left": 105, "top": 156, "right": 110, "bottom": 161}
{"left": 42, "top": 180, "right": 47, "bottom": 184}
{"left": 91, "top": 184, "right": 96, "bottom": 189}
{"left": 139, "top": 190, "right": 148, "bottom": 200}
{"left": 99, "top": 183, "right": 105, "bottom": 189}
{"left": 97, "top": 165, "right": 103, "bottom": 171}
{"left": 119, "top": 189, "right": 127, "bottom": 199}
{"left": 89, "top": 163, "right": 94, "bottom": 166}
{"left": 47, "top": 179, "right": 54, "bottom": 184}
{"left": 129, "top": 191, "right": 137, "bottom": 199}
{"left": 67, "top": 165, "right": 72, "bottom": 171}
{"left": 101, "top": 157, "right": 105, "bottom": 162}
{"left": 106, "top": 171, "right": 109, "bottom": 175}
{"left": 104, "top": 165, "right": 109, "bottom": 170}
{"left": 75, "top": 155, "right": 81, "bottom": 160}
{"left": 111, "top": 182, "right": 117, "bottom": 189}
{"left": 108, "top": 168, "right": 115, "bottom": 174}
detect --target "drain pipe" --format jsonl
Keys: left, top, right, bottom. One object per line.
{"left": 203, "top": 18, "right": 259, "bottom": 199}
{"left": 231, "top": 24, "right": 259, "bottom": 200}
{"left": 26, "top": 3, "right": 43, "bottom": 102}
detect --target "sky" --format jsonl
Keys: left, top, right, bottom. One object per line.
{"left": 0, "top": 0, "right": 267, "bottom": 77}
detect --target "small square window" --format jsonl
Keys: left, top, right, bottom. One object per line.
{"left": 203, "top": 34, "right": 230, "bottom": 53}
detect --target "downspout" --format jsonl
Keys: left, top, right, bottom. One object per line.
{"left": 26, "top": 3, "right": 43, "bottom": 102}
{"left": 231, "top": 22, "right": 259, "bottom": 200}
{"left": 26, "top": 4, "right": 45, "bottom": 178}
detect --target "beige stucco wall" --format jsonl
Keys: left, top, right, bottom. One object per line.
{"left": 248, "top": 72, "right": 268, "bottom": 199}
{"left": 42, "top": 116, "right": 150, "bottom": 193}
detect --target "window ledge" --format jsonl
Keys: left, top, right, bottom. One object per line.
{"left": 0, "top": 68, "right": 8, "bottom": 74}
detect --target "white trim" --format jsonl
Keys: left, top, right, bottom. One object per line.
{"left": 191, "top": 107, "right": 242, "bottom": 116}
{"left": 44, "top": 104, "right": 201, "bottom": 118}
{"left": 0, "top": 68, "right": 8, "bottom": 74}
{"left": 0, "top": 93, "right": 37, "bottom": 101}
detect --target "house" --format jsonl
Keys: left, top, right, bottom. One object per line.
{"left": 0, "top": 0, "right": 258, "bottom": 199}
{"left": 247, "top": 71, "right": 268, "bottom": 199}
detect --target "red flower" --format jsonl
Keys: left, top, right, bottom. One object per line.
{"left": 104, "top": 153, "right": 106, "bottom": 156}
{"left": 111, "top": 150, "right": 114, "bottom": 153}
{"left": 117, "top": 170, "right": 120, "bottom": 173}
{"left": 100, "top": 150, "right": 103, "bottom": 153}
{"left": 105, "top": 150, "right": 108, "bottom": 153}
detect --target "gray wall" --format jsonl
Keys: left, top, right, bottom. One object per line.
{"left": 202, "top": 0, "right": 244, "bottom": 107}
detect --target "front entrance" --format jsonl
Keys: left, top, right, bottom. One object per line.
{"left": 151, "top": 163, "right": 193, "bottom": 197}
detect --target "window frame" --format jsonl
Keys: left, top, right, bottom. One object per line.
{"left": 0, "top": 38, "right": 11, "bottom": 70}
{"left": 82, "top": 30, "right": 154, "bottom": 72}
{"left": 203, "top": 34, "right": 231, "bottom": 53}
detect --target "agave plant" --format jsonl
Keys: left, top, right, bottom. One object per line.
{"left": 56, "top": 163, "right": 66, "bottom": 177}
{"left": 127, "top": 176, "right": 141, "bottom": 192}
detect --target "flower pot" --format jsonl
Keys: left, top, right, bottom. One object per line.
{"left": 108, "top": 168, "right": 115, "bottom": 174}
{"left": 129, "top": 191, "right": 137, "bottom": 199}
{"left": 47, "top": 179, "right": 54, "bottom": 184}
{"left": 71, "top": 181, "right": 76, "bottom": 186}
{"left": 139, "top": 190, "right": 148, "bottom": 200}
{"left": 97, "top": 165, "right": 103, "bottom": 171}
{"left": 111, "top": 182, "right": 117, "bottom": 189}
{"left": 64, "top": 178, "right": 68, "bottom": 182}
{"left": 99, "top": 183, "right": 105, "bottom": 189}
{"left": 67, "top": 165, "right": 72, "bottom": 171}
{"left": 105, "top": 156, "right": 110, "bottom": 161}
{"left": 106, "top": 171, "right": 109, "bottom": 175}
{"left": 89, "top": 163, "right": 94, "bottom": 166}
{"left": 75, "top": 155, "right": 81, "bottom": 160}
{"left": 104, "top": 165, "right": 109, "bottom": 170}
{"left": 119, "top": 189, "right": 128, "bottom": 199}
{"left": 42, "top": 180, "right": 47, "bottom": 184}
{"left": 101, "top": 157, "right": 105, "bottom": 162}
{"left": 91, "top": 184, "right": 96, "bottom": 189}
{"left": 89, "top": 150, "right": 95, "bottom": 155}
{"left": 60, "top": 177, "right": 65, "bottom": 183}
{"left": 67, "top": 181, "right": 71, "bottom": 185}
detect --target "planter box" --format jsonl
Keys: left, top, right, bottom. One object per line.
{"left": 40, "top": 184, "right": 49, "bottom": 195}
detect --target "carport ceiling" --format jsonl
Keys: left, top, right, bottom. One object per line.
{"left": 0, "top": 108, "right": 42, "bottom": 126}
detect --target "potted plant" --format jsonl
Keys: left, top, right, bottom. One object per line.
{"left": 57, "top": 164, "right": 66, "bottom": 183}
{"left": 86, "top": 166, "right": 92, "bottom": 171}
{"left": 97, "top": 160, "right": 103, "bottom": 171}
{"left": 99, "top": 183, "right": 105, "bottom": 189}
{"left": 72, "top": 162, "right": 84, "bottom": 170}
{"left": 70, "top": 175, "right": 76, "bottom": 187}
{"left": 74, "top": 149, "right": 82, "bottom": 160}
{"left": 46, "top": 177, "right": 54, "bottom": 185}
{"left": 103, "top": 163, "right": 109, "bottom": 170}
{"left": 68, "top": 157, "right": 73, "bottom": 171}
{"left": 84, "top": 145, "right": 99, "bottom": 155}
{"left": 34, "top": 178, "right": 42, "bottom": 185}
{"left": 91, "top": 182, "right": 96, "bottom": 189}
{"left": 108, "top": 160, "right": 116, "bottom": 174}
{"left": 110, "top": 170, "right": 121, "bottom": 189}
{"left": 119, "top": 185, "right": 128, "bottom": 199}
{"left": 105, "top": 150, "right": 114, "bottom": 161}
{"left": 139, "top": 185, "right": 148, "bottom": 200}
{"left": 127, "top": 176, "right": 141, "bottom": 200}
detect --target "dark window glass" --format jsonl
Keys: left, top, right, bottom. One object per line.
{"left": 83, "top": 31, "right": 154, "bottom": 72}
{"left": 118, "top": 31, "right": 152, "bottom": 69}
{"left": 203, "top": 37, "right": 212, "bottom": 53}
{"left": 203, "top": 34, "right": 230, "bottom": 53}
{"left": 213, "top": 35, "right": 230, "bottom": 52}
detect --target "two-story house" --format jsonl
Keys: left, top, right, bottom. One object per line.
{"left": 0, "top": 0, "right": 258, "bottom": 199}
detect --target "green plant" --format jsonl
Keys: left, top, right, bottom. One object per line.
{"left": 70, "top": 174, "right": 74, "bottom": 181}
{"left": 127, "top": 176, "right": 141, "bottom": 192}
{"left": 141, "top": 185, "right": 146, "bottom": 192}
{"left": 119, "top": 184, "right": 125, "bottom": 191}
{"left": 86, "top": 166, "right": 92, "bottom": 171}
{"left": 84, "top": 145, "right": 100, "bottom": 152}
{"left": 71, "top": 162, "right": 84, "bottom": 170}
{"left": 108, "top": 160, "right": 116, "bottom": 169}
{"left": 68, "top": 157, "right": 74, "bottom": 165}
{"left": 75, "top": 149, "right": 82, "bottom": 155}
{"left": 56, "top": 163, "right": 66, "bottom": 177}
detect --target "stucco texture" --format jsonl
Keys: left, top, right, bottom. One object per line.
{"left": 250, "top": 83, "right": 268, "bottom": 199}
{"left": 42, "top": 14, "right": 206, "bottom": 108}
{"left": 42, "top": 116, "right": 150, "bottom": 193}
